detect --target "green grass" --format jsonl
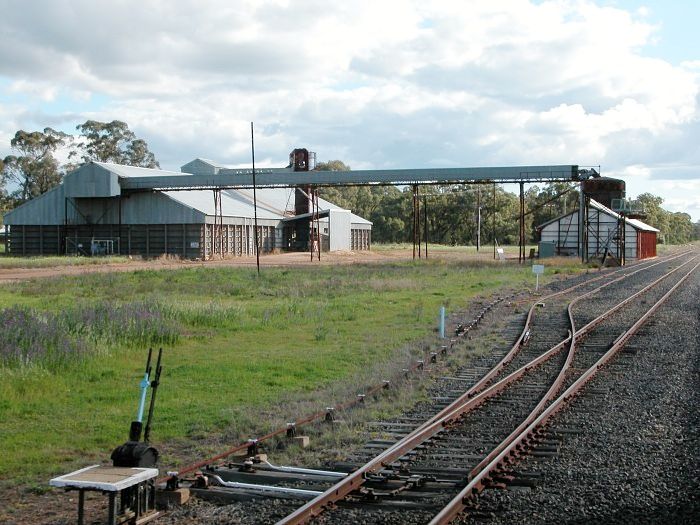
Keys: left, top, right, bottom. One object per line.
{"left": 0, "top": 257, "right": 586, "bottom": 486}
{"left": 0, "top": 254, "right": 133, "bottom": 269}
{"left": 372, "top": 242, "right": 537, "bottom": 254}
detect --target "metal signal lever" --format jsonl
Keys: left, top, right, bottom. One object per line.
{"left": 129, "top": 348, "right": 153, "bottom": 442}
{"left": 143, "top": 348, "right": 163, "bottom": 443}
{"left": 112, "top": 348, "right": 163, "bottom": 468}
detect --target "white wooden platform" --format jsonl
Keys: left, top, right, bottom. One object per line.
{"left": 50, "top": 465, "right": 159, "bottom": 492}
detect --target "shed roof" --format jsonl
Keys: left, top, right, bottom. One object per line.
{"left": 163, "top": 187, "right": 371, "bottom": 224}
{"left": 536, "top": 198, "right": 659, "bottom": 233}
{"left": 3, "top": 161, "right": 372, "bottom": 226}
{"left": 94, "top": 162, "right": 187, "bottom": 179}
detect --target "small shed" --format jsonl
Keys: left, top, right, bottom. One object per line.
{"left": 537, "top": 199, "right": 659, "bottom": 261}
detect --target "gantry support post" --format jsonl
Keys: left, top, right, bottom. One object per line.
{"left": 423, "top": 194, "right": 428, "bottom": 259}
{"left": 476, "top": 186, "right": 481, "bottom": 252}
{"left": 412, "top": 184, "right": 420, "bottom": 260}
{"left": 519, "top": 181, "right": 525, "bottom": 263}
{"left": 492, "top": 183, "right": 497, "bottom": 260}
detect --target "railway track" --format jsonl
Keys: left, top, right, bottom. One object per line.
{"left": 167, "top": 251, "right": 699, "bottom": 524}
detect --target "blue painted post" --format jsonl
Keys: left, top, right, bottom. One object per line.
{"left": 439, "top": 306, "right": 446, "bottom": 339}
{"left": 137, "top": 373, "right": 150, "bottom": 422}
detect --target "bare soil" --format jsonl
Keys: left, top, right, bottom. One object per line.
{"left": 0, "top": 248, "right": 507, "bottom": 283}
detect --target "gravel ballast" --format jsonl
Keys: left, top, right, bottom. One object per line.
{"left": 459, "top": 267, "right": 700, "bottom": 524}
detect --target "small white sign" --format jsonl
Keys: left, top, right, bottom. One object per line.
{"left": 497, "top": 248, "right": 505, "bottom": 261}
{"left": 190, "top": 241, "right": 200, "bottom": 248}
{"left": 532, "top": 264, "right": 544, "bottom": 292}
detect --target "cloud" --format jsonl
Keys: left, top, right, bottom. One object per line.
{"left": 0, "top": 0, "right": 698, "bottom": 219}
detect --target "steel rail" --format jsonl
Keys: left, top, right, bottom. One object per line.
{"left": 162, "top": 252, "right": 688, "bottom": 487}
{"left": 209, "top": 475, "right": 322, "bottom": 499}
{"left": 464, "top": 255, "right": 697, "bottom": 481}
{"left": 429, "top": 259, "right": 700, "bottom": 524}
{"left": 276, "top": 253, "right": 693, "bottom": 524}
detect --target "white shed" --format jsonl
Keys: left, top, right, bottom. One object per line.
{"left": 537, "top": 199, "right": 659, "bottom": 261}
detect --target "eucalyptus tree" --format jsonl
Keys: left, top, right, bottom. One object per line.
{"left": 1, "top": 128, "right": 70, "bottom": 201}
{"left": 72, "top": 120, "right": 159, "bottom": 168}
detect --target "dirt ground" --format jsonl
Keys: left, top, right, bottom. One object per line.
{"left": 0, "top": 248, "right": 507, "bottom": 283}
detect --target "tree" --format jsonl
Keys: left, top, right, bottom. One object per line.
{"left": 316, "top": 160, "right": 402, "bottom": 229}
{"left": 1, "top": 128, "right": 69, "bottom": 201}
{"left": 526, "top": 182, "right": 579, "bottom": 241}
{"left": 72, "top": 120, "right": 159, "bottom": 168}
{"left": 666, "top": 212, "right": 694, "bottom": 244}
{"left": 630, "top": 193, "right": 696, "bottom": 244}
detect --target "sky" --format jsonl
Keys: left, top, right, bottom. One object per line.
{"left": 0, "top": 0, "right": 698, "bottom": 221}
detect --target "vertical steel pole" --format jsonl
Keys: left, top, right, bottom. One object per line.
{"left": 519, "top": 181, "right": 525, "bottom": 263}
{"left": 476, "top": 186, "right": 481, "bottom": 252}
{"left": 412, "top": 185, "right": 418, "bottom": 260}
{"left": 579, "top": 183, "right": 585, "bottom": 263}
{"left": 251, "top": 122, "right": 260, "bottom": 275}
{"left": 423, "top": 194, "right": 428, "bottom": 259}
{"left": 492, "top": 183, "right": 496, "bottom": 260}
{"left": 417, "top": 186, "right": 421, "bottom": 259}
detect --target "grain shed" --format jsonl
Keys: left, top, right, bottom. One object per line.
{"left": 537, "top": 199, "right": 658, "bottom": 262}
{"left": 3, "top": 161, "right": 371, "bottom": 258}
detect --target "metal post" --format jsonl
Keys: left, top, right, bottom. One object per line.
{"left": 78, "top": 490, "right": 85, "bottom": 525}
{"left": 412, "top": 185, "right": 418, "bottom": 260}
{"left": 439, "top": 306, "right": 445, "bottom": 339}
{"left": 251, "top": 122, "right": 260, "bottom": 275}
{"left": 519, "top": 181, "right": 525, "bottom": 263}
{"left": 423, "top": 194, "right": 428, "bottom": 259}
{"left": 476, "top": 186, "right": 481, "bottom": 252}
{"left": 417, "top": 186, "right": 421, "bottom": 258}
{"left": 492, "top": 183, "right": 497, "bottom": 260}
{"left": 108, "top": 492, "right": 116, "bottom": 525}
{"left": 579, "top": 183, "right": 585, "bottom": 262}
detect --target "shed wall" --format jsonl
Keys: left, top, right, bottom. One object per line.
{"left": 539, "top": 206, "right": 655, "bottom": 261}
{"left": 329, "top": 210, "right": 351, "bottom": 251}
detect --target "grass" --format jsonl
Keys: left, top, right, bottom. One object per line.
{"left": 0, "top": 254, "right": 133, "bottom": 269}
{"left": 0, "top": 255, "right": 587, "bottom": 487}
{"left": 373, "top": 242, "right": 537, "bottom": 255}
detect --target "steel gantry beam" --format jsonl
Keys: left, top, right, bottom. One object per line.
{"left": 120, "top": 165, "right": 595, "bottom": 192}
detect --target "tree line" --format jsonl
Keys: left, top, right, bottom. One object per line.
{"left": 316, "top": 161, "right": 698, "bottom": 245}
{"left": 0, "top": 128, "right": 696, "bottom": 245}
{"left": 0, "top": 120, "right": 158, "bottom": 210}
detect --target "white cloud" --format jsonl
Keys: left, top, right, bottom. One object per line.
{"left": 0, "top": 0, "right": 698, "bottom": 219}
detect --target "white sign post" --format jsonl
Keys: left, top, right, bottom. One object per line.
{"left": 532, "top": 264, "right": 544, "bottom": 292}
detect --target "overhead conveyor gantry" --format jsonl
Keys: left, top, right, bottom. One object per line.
{"left": 120, "top": 165, "right": 597, "bottom": 192}
{"left": 118, "top": 158, "right": 598, "bottom": 264}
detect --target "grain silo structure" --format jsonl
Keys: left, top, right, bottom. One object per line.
{"left": 2, "top": 160, "right": 372, "bottom": 258}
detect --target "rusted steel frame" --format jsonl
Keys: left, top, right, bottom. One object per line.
{"left": 429, "top": 260, "right": 699, "bottom": 525}
{"left": 278, "top": 254, "right": 690, "bottom": 524}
